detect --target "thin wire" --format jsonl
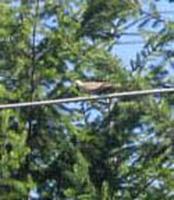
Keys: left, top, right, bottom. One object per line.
{"left": 158, "top": 10, "right": 174, "bottom": 14}
{"left": 116, "top": 40, "right": 144, "bottom": 45}
{"left": 0, "top": 87, "right": 174, "bottom": 109}
{"left": 122, "top": 32, "right": 141, "bottom": 36}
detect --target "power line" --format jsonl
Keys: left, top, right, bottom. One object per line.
{"left": 122, "top": 32, "right": 141, "bottom": 36}
{"left": 116, "top": 40, "right": 144, "bottom": 45}
{"left": 0, "top": 87, "right": 174, "bottom": 110}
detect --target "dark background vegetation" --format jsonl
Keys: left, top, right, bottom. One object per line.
{"left": 0, "top": 0, "right": 174, "bottom": 199}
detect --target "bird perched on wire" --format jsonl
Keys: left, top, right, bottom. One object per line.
{"left": 75, "top": 80, "right": 120, "bottom": 116}
{"left": 75, "top": 80, "right": 121, "bottom": 94}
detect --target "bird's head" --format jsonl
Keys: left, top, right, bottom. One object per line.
{"left": 74, "top": 80, "right": 84, "bottom": 87}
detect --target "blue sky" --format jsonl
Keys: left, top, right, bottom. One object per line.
{"left": 114, "top": 0, "right": 174, "bottom": 68}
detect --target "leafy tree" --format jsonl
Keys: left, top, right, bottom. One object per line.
{"left": 0, "top": 0, "right": 174, "bottom": 200}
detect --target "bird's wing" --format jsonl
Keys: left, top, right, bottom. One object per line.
{"left": 83, "top": 82, "right": 103, "bottom": 90}
{"left": 82, "top": 81, "right": 113, "bottom": 92}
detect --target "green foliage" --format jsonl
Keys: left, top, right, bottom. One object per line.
{"left": 79, "top": 0, "right": 139, "bottom": 38}
{"left": 0, "top": 0, "right": 174, "bottom": 200}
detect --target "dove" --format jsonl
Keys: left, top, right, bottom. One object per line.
{"left": 75, "top": 80, "right": 120, "bottom": 94}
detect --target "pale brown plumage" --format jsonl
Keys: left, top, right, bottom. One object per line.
{"left": 75, "top": 80, "right": 119, "bottom": 94}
